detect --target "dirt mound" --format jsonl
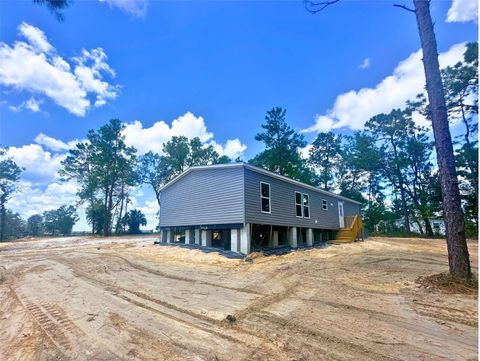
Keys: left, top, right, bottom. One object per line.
{"left": 417, "top": 272, "right": 478, "bottom": 295}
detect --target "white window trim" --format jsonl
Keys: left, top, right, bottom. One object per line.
{"left": 295, "top": 191, "right": 303, "bottom": 218}
{"left": 303, "top": 193, "right": 310, "bottom": 219}
{"left": 322, "top": 199, "right": 328, "bottom": 211}
{"left": 260, "top": 181, "right": 271, "bottom": 214}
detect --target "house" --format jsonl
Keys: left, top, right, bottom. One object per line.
{"left": 393, "top": 218, "right": 446, "bottom": 236}
{"left": 158, "top": 163, "right": 363, "bottom": 254}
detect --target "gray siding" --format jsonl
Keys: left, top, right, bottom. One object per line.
{"left": 159, "top": 167, "right": 245, "bottom": 227}
{"left": 343, "top": 201, "right": 360, "bottom": 217}
{"left": 244, "top": 168, "right": 359, "bottom": 230}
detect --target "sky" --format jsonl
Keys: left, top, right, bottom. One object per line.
{"left": 0, "top": 0, "right": 478, "bottom": 230}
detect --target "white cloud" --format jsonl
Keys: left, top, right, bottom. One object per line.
{"left": 446, "top": 0, "right": 478, "bottom": 23}
{"left": 300, "top": 144, "right": 313, "bottom": 160}
{"left": 123, "top": 112, "right": 246, "bottom": 158}
{"left": 34, "top": 133, "right": 77, "bottom": 152}
{"left": 0, "top": 22, "right": 118, "bottom": 116}
{"left": 4, "top": 144, "right": 66, "bottom": 182}
{"left": 6, "top": 112, "right": 246, "bottom": 229}
{"left": 123, "top": 112, "right": 212, "bottom": 154}
{"left": 24, "top": 97, "right": 42, "bottom": 112}
{"left": 209, "top": 138, "right": 247, "bottom": 159}
{"left": 10, "top": 180, "right": 78, "bottom": 219}
{"left": 8, "top": 97, "right": 43, "bottom": 113}
{"left": 135, "top": 198, "right": 159, "bottom": 230}
{"left": 303, "top": 43, "right": 467, "bottom": 133}
{"left": 99, "top": 0, "right": 148, "bottom": 18}
{"left": 18, "top": 22, "right": 52, "bottom": 53}
{"left": 359, "top": 58, "right": 370, "bottom": 69}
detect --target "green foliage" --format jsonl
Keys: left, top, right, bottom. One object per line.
{"left": 250, "top": 107, "right": 312, "bottom": 183}
{"left": 0, "top": 149, "right": 23, "bottom": 241}
{"left": 85, "top": 199, "right": 105, "bottom": 235}
{"left": 124, "top": 209, "right": 147, "bottom": 234}
{"left": 33, "top": 0, "right": 70, "bottom": 21}
{"left": 43, "top": 205, "right": 79, "bottom": 236}
{"left": 2, "top": 210, "right": 26, "bottom": 240}
{"left": 309, "top": 131, "right": 342, "bottom": 191}
{"left": 61, "top": 119, "right": 137, "bottom": 236}
{"left": 27, "top": 214, "right": 43, "bottom": 236}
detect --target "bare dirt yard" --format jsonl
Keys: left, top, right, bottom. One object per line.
{"left": 0, "top": 235, "right": 477, "bottom": 361}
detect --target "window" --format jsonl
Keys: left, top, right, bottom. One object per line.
{"left": 303, "top": 194, "right": 310, "bottom": 218}
{"left": 295, "top": 192, "right": 303, "bottom": 217}
{"left": 322, "top": 199, "right": 328, "bottom": 210}
{"left": 260, "top": 182, "right": 271, "bottom": 213}
{"left": 295, "top": 192, "right": 310, "bottom": 218}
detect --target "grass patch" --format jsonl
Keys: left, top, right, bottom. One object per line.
{"left": 417, "top": 272, "right": 478, "bottom": 295}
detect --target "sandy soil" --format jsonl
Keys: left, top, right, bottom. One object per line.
{"left": 0, "top": 235, "right": 477, "bottom": 361}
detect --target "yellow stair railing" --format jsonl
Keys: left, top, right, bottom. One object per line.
{"left": 332, "top": 215, "right": 364, "bottom": 244}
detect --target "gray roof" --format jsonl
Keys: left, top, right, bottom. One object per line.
{"left": 159, "top": 163, "right": 362, "bottom": 205}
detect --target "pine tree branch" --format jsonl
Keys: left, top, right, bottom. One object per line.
{"left": 393, "top": 4, "right": 416, "bottom": 13}
{"left": 304, "top": 0, "right": 340, "bottom": 14}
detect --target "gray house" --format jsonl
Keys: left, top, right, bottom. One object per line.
{"left": 159, "top": 163, "right": 362, "bottom": 254}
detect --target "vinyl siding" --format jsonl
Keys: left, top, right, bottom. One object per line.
{"left": 343, "top": 201, "right": 361, "bottom": 217}
{"left": 159, "top": 166, "right": 244, "bottom": 227}
{"left": 244, "top": 168, "right": 359, "bottom": 230}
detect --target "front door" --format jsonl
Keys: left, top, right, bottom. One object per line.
{"left": 338, "top": 202, "right": 345, "bottom": 228}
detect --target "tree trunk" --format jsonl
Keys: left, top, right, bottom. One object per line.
{"left": 116, "top": 183, "right": 125, "bottom": 234}
{"left": 106, "top": 185, "right": 114, "bottom": 237}
{"left": 0, "top": 194, "right": 6, "bottom": 241}
{"left": 414, "top": 0, "right": 471, "bottom": 278}
{"left": 399, "top": 187, "right": 410, "bottom": 233}
{"left": 103, "top": 186, "right": 109, "bottom": 237}
{"left": 422, "top": 213, "right": 434, "bottom": 237}
{"left": 390, "top": 137, "right": 411, "bottom": 233}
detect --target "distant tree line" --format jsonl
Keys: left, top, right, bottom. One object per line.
{"left": 0, "top": 43, "right": 477, "bottom": 242}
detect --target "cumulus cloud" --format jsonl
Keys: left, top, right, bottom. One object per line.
{"left": 303, "top": 43, "right": 467, "bottom": 133}
{"left": 9, "top": 180, "right": 78, "bottom": 219}
{"left": 123, "top": 112, "right": 247, "bottom": 158}
{"left": 9, "top": 97, "right": 43, "bottom": 113}
{"left": 209, "top": 139, "right": 247, "bottom": 159}
{"left": 135, "top": 199, "right": 159, "bottom": 230}
{"left": 5, "top": 144, "right": 66, "bottom": 182}
{"left": 34, "top": 133, "right": 78, "bottom": 152}
{"left": 359, "top": 58, "right": 370, "bottom": 69}
{"left": 7, "top": 111, "right": 246, "bottom": 229}
{"left": 99, "top": 0, "right": 148, "bottom": 17}
{"left": 446, "top": 0, "right": 478, "bottom": 23}
{"left": 0, "top": 22, "right": 118, "bottom": 116}
{"left": 24, "top": 97, "right": 42, "bottom": 112}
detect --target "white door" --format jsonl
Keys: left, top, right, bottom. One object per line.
{"left": 338, "top": 202, "right": 345, "bottom": 228}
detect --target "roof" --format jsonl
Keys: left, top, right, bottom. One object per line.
{"left": 159, "top": 163, "right": 362, "bottom": 205}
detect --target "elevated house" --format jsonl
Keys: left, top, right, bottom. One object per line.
{"left": 159, "top": 163, "right": 363, "bottom": 254}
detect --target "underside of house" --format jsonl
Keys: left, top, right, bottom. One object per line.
{"left": 158, "top": 163, "right": 364, "bottom": 254}
{"left": 159, "top": 216, "right": 364, "bottom": 254}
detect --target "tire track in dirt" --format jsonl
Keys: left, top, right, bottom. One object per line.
{"left": 247, "top": 311, "right": 403, "bottom": 361}
{"left": 2, "top": 267, "right": 69, "bottom": 360}
{"left": 13, "top": 287, "right": 123, "bottom": 361}
{"left": 82, "top": 251, "right": 262, "bottom": 295}
{"left": 53, "top": 256, "right": 295, "bottom": 361}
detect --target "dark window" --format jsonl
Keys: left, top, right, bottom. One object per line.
{"left": 260, "top": 182, "right": 271, "bottom": 213}
{"left": 295, "top": 192, "right": 303, "bottom": 217}
{"left": 303, "top": 194, "right": 310, "bottom": 218}
{"left": 322, "top": 199, "right": 328, "bottom": 210}
{"left": 261, "top": 183, "right": 269, "bottom": 197}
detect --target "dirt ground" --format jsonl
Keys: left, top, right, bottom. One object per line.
{"left": 0, "top": 235, "right": 477, "bottom": 361}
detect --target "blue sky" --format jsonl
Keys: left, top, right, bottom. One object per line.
{"left": 0, "top": 0, "right": 477, "bottom": 229}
